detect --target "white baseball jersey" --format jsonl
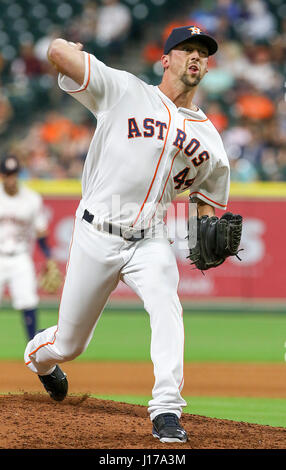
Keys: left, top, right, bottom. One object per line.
{"left": 59, "top": 52, "right": 230, "bottom": 231}
{"left": 0, "top": 183, "right": 48, "bottom": 255}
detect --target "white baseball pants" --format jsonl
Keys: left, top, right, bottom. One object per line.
{"left": 0, "top": 252, "right": 38, "bottom": 310}
{"left": 24, "top": 216, "right": 186, "bottom": 421}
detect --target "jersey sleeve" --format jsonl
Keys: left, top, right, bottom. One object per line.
{"left": 189, "top": 155, "right": 230, "bottom": 210}
{"left": 33, "top": 193, "right": 49, "bottom": 233}
{"left": 58, "top": 52, "right": 129, "bottom": 115}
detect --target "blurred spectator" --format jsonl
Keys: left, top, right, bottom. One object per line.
{"left": 67, "top": 2, "right": 98, "bottom": 45}
{"left": 239, "top": 124, "right": 265, "bottom": 166}
{"left": 11, "top": 41, "right": 43, "bottom": 79}
{"left": 238, "top": 0, "right": 277, "bottom": 41}
{"left": 94, "top": 0, "right": 132, "bottom": 56}
{"left": 7, "top": 112, "right": 93, "bottom": 179}
{"left": 215, "top": 0, "right": 242, "bottom": 23}
{"left": 39, "top": 111, "right": 75, "bottom": 145}
{"left": 235, "top": 92, "right": 275, "bottom": 121}
{"left": 206, "top": 102, "right": 229, "bottom": 133}
{"left": 142, "top": 38, "right": 163, "bottom": 66}
{"left": 188, "top": 7, "right": 219, "bottom": 35}
{"left": 223, "top": 123, "right": 253, "bottom": 155}
{"left": 230, "top": 157, "right": 258, "bottom": 182}
{"left": 241, "top": 45, "right": 283, "bottom": 94}
{"left": 200, "top": 67, "right": 234, "bottom": 96}
{"left": 258, "top": 147, "right": 280, "bottom": 181}
{"left": 215, "top": 41, "right": 249, "bottom": 78}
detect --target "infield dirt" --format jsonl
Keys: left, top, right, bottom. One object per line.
{"left": 1, "top": 361, "right": 286, "bottom": 449}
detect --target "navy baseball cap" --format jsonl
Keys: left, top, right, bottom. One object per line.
{"left": 164, "top": 25, "right": 218, "bottom": 56}
{"left": 0, "top": 155, "right": 20, "bottom": 175}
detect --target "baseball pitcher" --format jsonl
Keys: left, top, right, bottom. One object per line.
{"left": 24, "top": 25, "right": 242, "bottom": 443}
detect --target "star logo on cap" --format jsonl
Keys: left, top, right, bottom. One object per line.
{"left": 188, "top": 26, "right": 201, "bottom": 35}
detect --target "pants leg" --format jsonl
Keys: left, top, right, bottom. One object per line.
{"left": 22, "top": 308, "right": 37, "bottom": 340}
{"left": 10, "top": 254, "right": 38, "bottom": 310}
{"left": 24, "top": 218, "right": 123, "bottom": 375}
{"left": 121, "top": 237, "right": 186, "bottom": 421}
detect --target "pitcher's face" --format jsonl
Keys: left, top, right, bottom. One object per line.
{"left": 163, "top": 40, "right": 209, "bottom": 88}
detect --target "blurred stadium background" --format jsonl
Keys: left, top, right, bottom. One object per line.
{"left": 0, "top": 0, "right": 284, "bottom": 307}
{"left": 1, "top": 0, "right": 286, "bottom": 430}
{"left": 0, "top": 0, "right": 285, "bottom": 182}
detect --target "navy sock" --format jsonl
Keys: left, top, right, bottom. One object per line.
{"left": 22, "top": 309, "right": 37, "bottom": 340}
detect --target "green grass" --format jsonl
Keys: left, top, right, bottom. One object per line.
{"left": 1, "top": 308, "right": 286, "bottom": 362}
{"left": 91, "top": 394, "right": 286, "bottom": 428}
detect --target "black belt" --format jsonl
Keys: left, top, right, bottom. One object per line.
{"left": 82, "top": 209, "right": 147, "bottom": 242}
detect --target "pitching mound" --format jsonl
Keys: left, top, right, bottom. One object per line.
{"left": 0, "top": 394, "right": 285, "bottom": 449}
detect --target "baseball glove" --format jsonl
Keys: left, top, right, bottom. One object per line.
{"left": 38, "top": 259, "right": 63, "bottom": 294}
{"left": 187, "top": 212, "right": 243, "bottom": 271}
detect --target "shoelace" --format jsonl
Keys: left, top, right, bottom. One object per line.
{"left": 162, "top": 414, "right": 179, "bottom": 427}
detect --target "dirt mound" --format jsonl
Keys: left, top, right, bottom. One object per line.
{"left": 0, "top": 394, "right": 285, "bottom": 449}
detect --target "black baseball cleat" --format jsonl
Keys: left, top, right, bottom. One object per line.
{"left": 152, "top": 413, "right": 188, "bottom": 443}
{"left": 38, "top": 365, "right": 68, "bottom": 402}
